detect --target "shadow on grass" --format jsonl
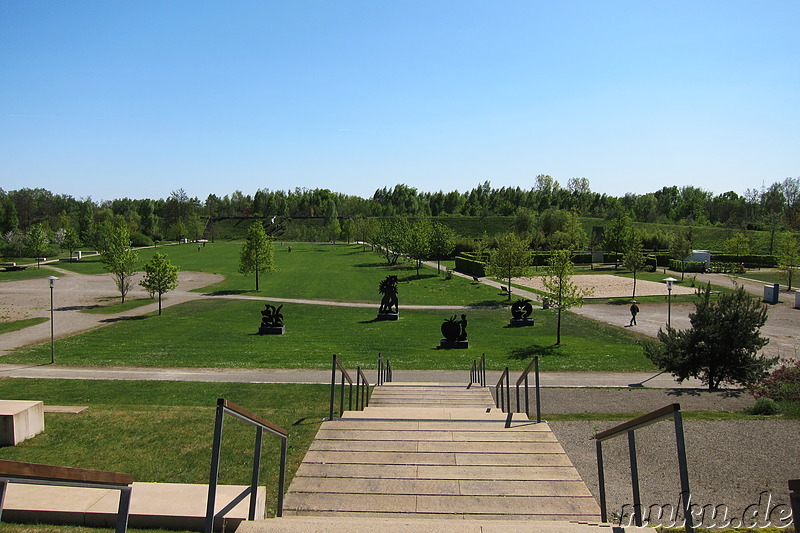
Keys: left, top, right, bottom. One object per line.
{"left": 468, "top": 300, "right": 507, "bottom": 308}
{"left": 666, "top": 388, "right": 744, "bottom": 398}
{"left": 57, "top": 305, "right": 101, "bottom": 311}
{"left": 353, "top": 262, "right": 390, "bottom": 268}
{"left": 399, "top": 274, "right": 438, "bottom": 282}
{"left": 203, "top": 289, "right": 252, "bottom": 296}
{"left": 509, "top": 344, "right": 563, "bottom": 360}
{"left": 100, "top": 316, "right": 149, "bottom": 323}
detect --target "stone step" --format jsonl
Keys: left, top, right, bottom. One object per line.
{"left": 238, "top": 516, "right": 626, "bottom": 532}
{"left": 2, "top": 482, "right": 263, "bottom": 531}
{"left": 294, "top": 463, "right": 584, "bottom": 481}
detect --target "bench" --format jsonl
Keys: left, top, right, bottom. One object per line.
{"left": 0, "top": 460, "right": 133, "bottom": 533}
{"left": 501, "top": 285, "right": 512, "bottom": 293}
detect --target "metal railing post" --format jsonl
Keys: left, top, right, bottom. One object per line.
{"left": 673, "top": 410, "right": 694, "bottom": 533}
{"left": 277, "top": 436, "right": 287, "bottom": 517}
{"left": 339, "top": 371, "right": 346, "bottom": 417}
{"left": 115, "top": 486, "right": 132, "bottom": 533}
{"left": 329, "top": 355, "right": 337, "bottom": 420}
{"left": 628, "top": 430, "right": 643, "bottom": 527}
{"left": 249, "top": 426, "right": 263, "bottom": 520}
{"left": 205, "top": 402, "right": 225, "bottom": 533}
{"left": 534, "top": 356, "right": 541, "bottom": 423}
{"left": 596, "top": 439, "right": 607, "bottom": 523}
{"left": 481, "top": 353, "right": 486, "bottom": 386}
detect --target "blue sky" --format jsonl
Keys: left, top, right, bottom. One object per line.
{"left": 2, "top": 1, "right": 798, "bottom": 202}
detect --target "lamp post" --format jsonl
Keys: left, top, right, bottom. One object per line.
{"left": 664, "top": 277, "right": 677, "bottom": 328}
{"left": 47, "top": 276, "right": 58, "bottom": 364}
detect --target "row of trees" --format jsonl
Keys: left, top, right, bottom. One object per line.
{"left": 3, "top": 176, "right": 800, "bottom": 245}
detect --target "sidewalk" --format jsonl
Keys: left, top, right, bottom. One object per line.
{"left": 0, "top": 363, "right": 710, "bottom": 388}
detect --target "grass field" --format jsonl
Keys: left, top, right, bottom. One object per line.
{"left": 2, "top": 298, "right": 657, "bottom": 372}
{"left": 0, "top": 379, "right": 328, "bottom": 518}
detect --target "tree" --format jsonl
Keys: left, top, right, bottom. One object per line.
{"left": 603, "top": 214, "right": 634, "bottom": 269}
{"left": 100, "top": 223, "right": 139, "bottom": 303}
{"left": 140, "top": 252, "right": 179, "bottom": 315}
{"left": 669, "top": 231, "right": 693, "bottom": 281}
{"left": 644, "top": 284, "right": 774, "bottom": 390}
{"left": 62, "top": 228, "right": 81, "bottom": 258}
{"left": 490, "top": 232, "right": 530, "bottom": 299}
{"left": 324, "top": 199, "right": 341, "bottom": 243}
{"left": 373, "top": 219, "right": 408, "bottom": 266}
{"left": 27, "top": 224, "right": 50, "bottom": 268}
{"left": 405, "top": 219, "right": 432, "bottom": 277}
{"left": 724, "top": 232, "right": 753, "bottom": 256}
{"left": 622, "top": 233, "right": 647, "bottom": 299}
{"left": 777, "top": 234, "right": 800, "bottom": 291}
{"left": 429, "top": 222, "right": 456, "bottom": 273}
{"left": 542, "top": 249, "right": 592, "bottom": 344}
{"left": 239, "top": 223, "right": 274, "bottom": 291}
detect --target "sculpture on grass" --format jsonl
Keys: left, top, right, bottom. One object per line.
{"left": 377, "top": 275, "right": 399, "bottom": 319}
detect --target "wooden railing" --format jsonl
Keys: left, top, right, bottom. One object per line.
{"left": 205, "top": 398, "right": 288, "bottom": 532}
{"left": 593, "top": 403, "right": 692, "bottom": 531}
{"left": 0, "top": 459, "right": 133, "bottom": 533}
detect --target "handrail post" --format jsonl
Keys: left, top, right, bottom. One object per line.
{"left": 249, "top": 426, "right": 263, "bottom": 520}
{"left": 673, "top": 410, "right": 694, "bottom": 533}
{"left": 505, "top": 368, "right": 511, "bottom": 412}
{"left": 596, "top": 439, "right": 607, "bottom": 523}
{"left": 628, "top": 431, "right": 643, "bottom": 527}
{"left": 115, "top": 486, "right": 132, "bottom": 533}
{"left": 481, "top": 353, "right": 486, "bottom": 386}
{"left": 277, "top": 436, "right": 287, "bottom": 517}
{"left": 329, "top": 355, "right": 337, "bottom": 421}
{"left": 378, "top": 354, "right": 383, "bottom": 386}
{"left": 523, "top": 375, "right": 529, "bottom": 418}
{"left": 205, "top": 402, "right": 225, "bottom": 533}
{"left": 339, "top": 371, "right": 345, "bottom": 417}
{"left": 534, "top": 356, "right": 541, "bottom": 423}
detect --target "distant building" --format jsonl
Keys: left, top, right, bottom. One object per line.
{"left": 684, "top": 250, "right": 711, "bottom": 267}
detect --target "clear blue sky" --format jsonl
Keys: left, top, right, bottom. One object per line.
{"left": 2, "top": 1, "right": 798, "bottom": 202}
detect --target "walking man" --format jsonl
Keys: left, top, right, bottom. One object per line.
{"left": 629, "top": 301, "right": 639, "bottom": 326}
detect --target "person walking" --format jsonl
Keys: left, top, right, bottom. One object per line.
{"left": 629, "top": 301, "right": 639, "bottom": 326}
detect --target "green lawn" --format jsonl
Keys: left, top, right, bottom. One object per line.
{"left": 0, "top": 317, "right": 48, "bottom": 334}
{"left": 2, "top": 298, "right": 656, "bottom": 372}
{"left": 0, "top": 379, "right": 327, "bottom": 517}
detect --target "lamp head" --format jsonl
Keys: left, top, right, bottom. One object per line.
{"left": 47, "top": 275, "right": 59, "bottom": 288}
{"left": 663, "top": 277, "right": 677, "bottom": 290}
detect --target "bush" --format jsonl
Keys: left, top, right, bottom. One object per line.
{"left": 130, "top": 232, "right": 155, "bottom": 247}
{"left": 748, "top": 397, "right": 780, "bottom": 415}
{"left": 748, "top": 359, "right": 800, "bottom": 403}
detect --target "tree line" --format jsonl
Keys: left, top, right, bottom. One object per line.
{"left": 2, "top": 176, "right": 799, "bottom": 258}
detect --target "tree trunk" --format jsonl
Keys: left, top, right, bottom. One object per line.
{"left": 158, "top": 292, "right": 162, "bottom": 315}
{"left": 556, "top": 308, "right": 562, "bottom": 345}
{"left": 632, "top": 273, "right": 637, "bottom": 300}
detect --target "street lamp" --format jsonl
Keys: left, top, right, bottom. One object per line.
{"left": 47, "top": 276, "right": 58, "bottom": 364}
{"left": 664, "top": 277, "right": 677, "bottom": 328}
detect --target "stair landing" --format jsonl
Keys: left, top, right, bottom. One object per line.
{"left": 282, "top": 382, "right": 602, "bottom": 522}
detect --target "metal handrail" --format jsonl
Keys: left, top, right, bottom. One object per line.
{"left": 205, "top": 398, "right": 288, "bottom": 532}
{"left": 514, "top": 356, "right": 541, "bottom": 423}
{"left": 377, "top": 353, "right": 393, "bottom": 385}
{"left": 0, "top": 460, "right": 133, "bottom": 533}
{"left": 329, "top": 354, "right": 370, "bottom": 420}
{"left": 470, "top": 353, "right": 486, "bottom": 387}
{"left": 593, "top": 403, "right": 692, "bottom": 531}
{"left": 495, "top": 367, "right": 510, "bottom": 412}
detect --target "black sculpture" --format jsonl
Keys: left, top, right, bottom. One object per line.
{"left": 440, "top": 314, "right": 468, "bottom": 349}
{"left": 258, "top": 304, "right": 285, "bottom": 335}
{"left": 377, "top": 275, "right": 399, "bottom": 320}
{"left": 510, "top": 298, "right": 534, "bottom": 327}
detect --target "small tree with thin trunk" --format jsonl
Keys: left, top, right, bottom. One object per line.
{"left": 777, "top": 234, "right": 800, "bottom": 291}
{"left": 100, "top": 223, "right": 139, "bottom": 303}
{"left": 27, "top": 224, "right": 50, "bottom": 269}
{"left": 429, "top": 222, "right": 456, "bottom": 274}
{"left": 623, "top": 244, "right": 647, "bottom": 300}
{"left": 543, "top": 249, "right": 592, "bottom": 344}
{"left": 140, "top": 252, "right": 179, "bottom": 315}
{"left": 239, "top": 223, "right": 274, "bottom": 291}
{"left": 490, "top": 232, "right": 530, "bottom": 300}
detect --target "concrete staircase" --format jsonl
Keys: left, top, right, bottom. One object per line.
{"left": 241, "top": 382, "right": 622, "bottom": 532}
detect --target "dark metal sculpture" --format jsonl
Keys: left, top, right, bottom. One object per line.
{"left": 440, "top": 314, "right": 468, "bottom": 349}
{"left": 377, "top": 275, "right": 399, "bottom": 320}
{"left": 258, "top": 304, "right": 285, "bottom": 334}
{"left": 510, "top": 298, "right": 534, "bottom": 327}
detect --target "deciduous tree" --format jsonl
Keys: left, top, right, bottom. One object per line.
{"left": 777, "top": 234, "right": 800, "bottom": 291}
{"left": 429, "top": 222, "right": 456, "bottom": 273}
{"left": 543, "top": 249, "right": 592, "bottom": 344}
{"left": 140, "top": 252, "right": 179, "bottom": 315}
{"left": 490, "top": 232, "right": 530, "bottom": 299}
{"left": 239, "top": 223, "right": 274, "bottom": 291}
{"left": 100, "top": 223, "right": 139, "bottom": 303}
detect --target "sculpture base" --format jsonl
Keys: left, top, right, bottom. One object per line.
{"left": 258, "top": 326, "right": 285, "bottom": 335}
{"left": 376, "top": 312, "right": 399, "bottom": 321}
{"left": 509, "top": 318, "right": 534, "bottom": 327}
{"left": 439, "top": 339, "right": 469, "bottom": 349}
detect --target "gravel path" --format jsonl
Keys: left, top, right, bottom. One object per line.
{"left": 551, "top": 419, "right": 799, "bottom": 529}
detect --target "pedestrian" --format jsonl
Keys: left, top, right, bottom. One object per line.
{"left": 629, "top": 301, "right": 639, "bottom": 326}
